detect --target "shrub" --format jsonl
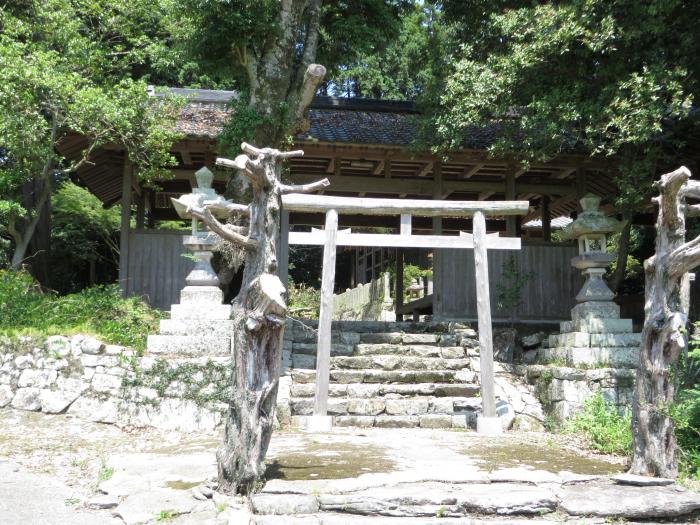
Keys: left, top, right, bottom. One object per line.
{"left": 0, "top": 269, "right": 162, "bottom": 349}
{"left": 287, "top": 278, "right": 320, "bottom": 319}
{"left": 565, "top": 391, "right": 632, "bottom": 456}
{"left": 672, "top": 321, "right": 700, "bottom": 479}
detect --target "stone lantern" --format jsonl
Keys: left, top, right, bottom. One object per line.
{"left": 561, "top": 194, "right": 624, "bottom": 307}
{"left": 171, "top": 166, "right": 230, "bottom": 289}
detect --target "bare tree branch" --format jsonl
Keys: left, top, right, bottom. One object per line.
{"left": 279, "top": 177, "right": 330, "bottom": 194}
{"left": 294, "top": 63, "right": 326, "bottom": 125}
{"left": 188, "top": 205, "right": 258, "bottom": 251}
{"left": 668, "top": 235, "right": 700, "bottom": 280}
{"left": 202, "top": 199, "right": 250, "bottom": 216}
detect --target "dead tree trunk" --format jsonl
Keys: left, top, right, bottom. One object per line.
{"left": 631, "top": 166, "right": 700, "bottom": 478}
{"left": 188, "top": 143, "right": 328, "bottom": 495}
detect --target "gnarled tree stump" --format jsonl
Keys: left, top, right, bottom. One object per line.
{"left": 188, "top": 142, "right": 328, "bottom": 494}
{"left": 631, "top": 166, "right": 700, "bottom": 478}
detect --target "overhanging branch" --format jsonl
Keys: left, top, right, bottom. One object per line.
{"left": 188, "top": 205, "right": 258, "bottom": 251}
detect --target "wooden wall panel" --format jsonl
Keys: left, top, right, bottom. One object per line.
{"left": 433, "top": 243, "right": 583, "bottom": 322}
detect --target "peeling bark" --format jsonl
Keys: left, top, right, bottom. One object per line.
{"left": 630, "top": 166, "right": 700, "bottom": 478}
{"left": 195, "top": 143, "right": 328, "bottom": 495}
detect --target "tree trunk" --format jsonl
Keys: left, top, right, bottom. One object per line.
{"left": 630, "top": 166, "right": 700, "bottom": 478}
{"left": 611, "top": 219, "right": 631, "bottom": 293}
{"left": 190, "top": 144, "right": 329, "bottom": 495}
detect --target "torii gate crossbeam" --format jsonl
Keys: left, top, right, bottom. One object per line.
{"left": 281, "top": 193, "right": 529, "bottom": 434}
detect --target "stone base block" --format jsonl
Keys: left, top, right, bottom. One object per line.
{"left": 159, "top": 319, "right": 235, "bottom": 337}
{"left": 549, "top": 332, "right": 590, "bottom": 348}
{"left": 179, "top": 286, "right": 224, "bottom": 305}
{"left": 571, "top": 301, "right": 619, "bottom": 322}
{"left": 301, "top": 415, "right": 333, "bottom": 432}
{"left": 476, "top": 416, "right": 503, "bottom": 435}
{"left": 146, "top": 335, "right": 231, "bottom": 356}
{"left": 560, "top": 318, "right": 633, "bottom": 334}
{"left": 170, "top": 303, "right": 232, "bottom": 320}
{"left": 590, "top": 332, "right": 641, "bottom": 347}
{"left": 541, "top": 346, "right": 640, "bottom": 368}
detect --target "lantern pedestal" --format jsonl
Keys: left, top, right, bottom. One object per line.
{"left": 538, "top": 194, "right": 640, "bottom": 377}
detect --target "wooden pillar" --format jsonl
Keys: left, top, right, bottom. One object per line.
{"left": 542, "top": 195, "right": 551, "bottom": 242}
{"left": 432, "top": 160, "right": 443, "bottom": 234}
{"left": 314, "top": 209, "right": 338, "bottom": 417}
{"left": 118, "top": 160, "right": 133, "bottom": 296}
{"left": 505, "top": 166, "right": 517, "bottom": 236}
{"left": 473, "top": 210, "right": 496, "bottom": 418}
{"left": 278, "top": 209, "right": 290, "bottom": 287}
{"left": 395, "top": 248, "right": 404, "bottom": 321}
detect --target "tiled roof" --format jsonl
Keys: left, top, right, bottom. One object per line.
{"left": 156, "top": 87, "right": 575, "bottom": 151}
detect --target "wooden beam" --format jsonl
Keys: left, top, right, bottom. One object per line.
{"left": 373, "top": 159, "right": 385, "bottom": 175}
{"left": 326, "top": 158, "right": 335, "bottom": 174}
{"left": 396, "top": 249, "right": 404, "bottom": 321}
{"left": 400, "top": 214, "right": 412, "bottom": 235}
{"left": 314, "top": 209, "right": 338, "bottom": 417}
{"left": 118, "top": 161, "right": 133, "bottom": 295}
{"left": 479, "top": 192, "right": 495, "bottom": 200}
{"left": 289, "top": 231, "right": 521, "bottom": 250}
{"left": 522, "top": 194, "right": 577, "bottom": 222}
{"left": 473, "top": 210, "right": 496, "bottom": 419}
{"left": 384, "top": 158, "right": 392, "bottom": 179}
{"left": 417, "top": 162, "right": 433, "bottom": 178}
{"left": 576, "top": 167, "right": 587, "bottom": 197}
{"left": 281, "top": 173, "right": 577, "bottom": 197}
{"left": 462, "top": 164, "right": 483, "bottom": 179}
{"left": 181, "top": 150, "right": 192, "bottom": 166}
{"left": 282, "top": 193, "right": 529, "bottom": 217}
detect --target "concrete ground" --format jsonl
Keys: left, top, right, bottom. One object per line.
{"left": 0, "top": 408, "right": 697, "bottom": 524}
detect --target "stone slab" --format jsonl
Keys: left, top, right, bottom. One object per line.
{"left": 570, "top": 301, "right": 620, "bottom": 322}
{"left": 560, "top": 318, "right": 633, "bottom": 333}
{"left": 548, "top": 332, "right": 590, "bottom": 348}
{"left": 560, "top": 482, "right": 700, "bottom": 518}
{"left": 159, "top": 319, "right": 235, "bottom": 337}
{"left": 179, "top": 285, "right": 224, "bottom": 305}
{"left": 170, "top": 303, "right": 232, "bottom": 320}
{"left": 146, "top": 335, "right": 231, "bottom": 356}
{"left": 590, "top": 332, "right": 641, "bottom": 348}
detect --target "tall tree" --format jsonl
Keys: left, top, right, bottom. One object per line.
{"left": 169, "top": 0, "right": 408, "bottom": 149}
{"left": 0, "top": 1, "right": 181, "bottom": 273}
{"left": 430, "top": 1, "right": 700, "bottom": 283}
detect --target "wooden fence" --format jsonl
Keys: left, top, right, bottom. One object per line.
{"left": 433, "top": 242, "right": 582, "bottom": 322}
{"left": 125, "top": 230, "right": 192, "bottom": 309}
{"left": 125, "top": 231, "right": 583, "bottom": 320}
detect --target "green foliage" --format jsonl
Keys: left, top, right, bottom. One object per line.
{"left": 431, "top": 0, "right": 700, "bottom": 214}
{"left": 98, "top": 466, "right": 114, "bottom": 481}
{"left": 0, "top": 270, "right": 163, "bottom": 349}
{"left": 49, "top": 182, "right": 121, "bottom": 292}
{"left": 0, "top": 1, "right": 181, "bottom": 267}
{"left": 671, "top": 322, "right": 700, "bottom": 479}
{"left": 287, "top": 278, "right": 320, "bottom": 319}
{"left": 565, "top": 392, "right": 632, "bottom": 456}
{"left": 329, "top": 3, "right": 445, "bottom": 99}
{"left": 495, "top": 255, "right": 533, "bottom": 325}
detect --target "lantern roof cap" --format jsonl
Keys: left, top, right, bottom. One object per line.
{"left": 560, "top": 193, "right": 625, "bottom": 240}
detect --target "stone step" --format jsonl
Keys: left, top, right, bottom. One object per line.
{"left": 290, "top": 396, "right": 482, "bottom": 418}
{"left": 290, "top": 382, "right": 480, "bottom": 399}
{"left": 251, "top": 481, "right": 557, "bottom": 518}
{"left": 331, "top": 356, "right": 471, "bottom": 371}
{"left": 354, "top": 344, "right": 478, "bottom": 358}
{"left": 539, "top": 346, "right": 640, "bottom": 368}
{"left": 159, "top": 319, "right": 235, "bottom": 337}
{"left": 549, "top": 331, "right": 641, "bottom": 348}
{"left": 560, "top": 318, "right": 633, "bottom": 334}
{"left": 252, "top": 515, "right": 551, "bottom": 525}
{"left": 146, "top": 335, "right": 231, "bottom": 356}
{"left": 170, "top": 303, "right": 232, "bottom": 320}
{"left": 291, "top": 368, "right": 473, "bottom": 385}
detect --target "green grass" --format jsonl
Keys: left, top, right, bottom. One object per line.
{"left": 0, "top": 270, "right": 163, "bottom": 350}
{"left": 564, "top": 392, "right": 632, "bottom": 456}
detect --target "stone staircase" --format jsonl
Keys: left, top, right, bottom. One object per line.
{"left": 283, "top": 321, "right": 486, "bottom": 429}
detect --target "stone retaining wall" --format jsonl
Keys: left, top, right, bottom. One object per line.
{"left": 0, "top": 335, "right": 229, "bottom": 432}
{"left": 514, "top": 363, "right": 636, "bottom": 422}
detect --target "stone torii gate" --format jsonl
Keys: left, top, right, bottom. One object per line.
{"left": 280, "top": 194, "right": 529, "bottom": 433}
